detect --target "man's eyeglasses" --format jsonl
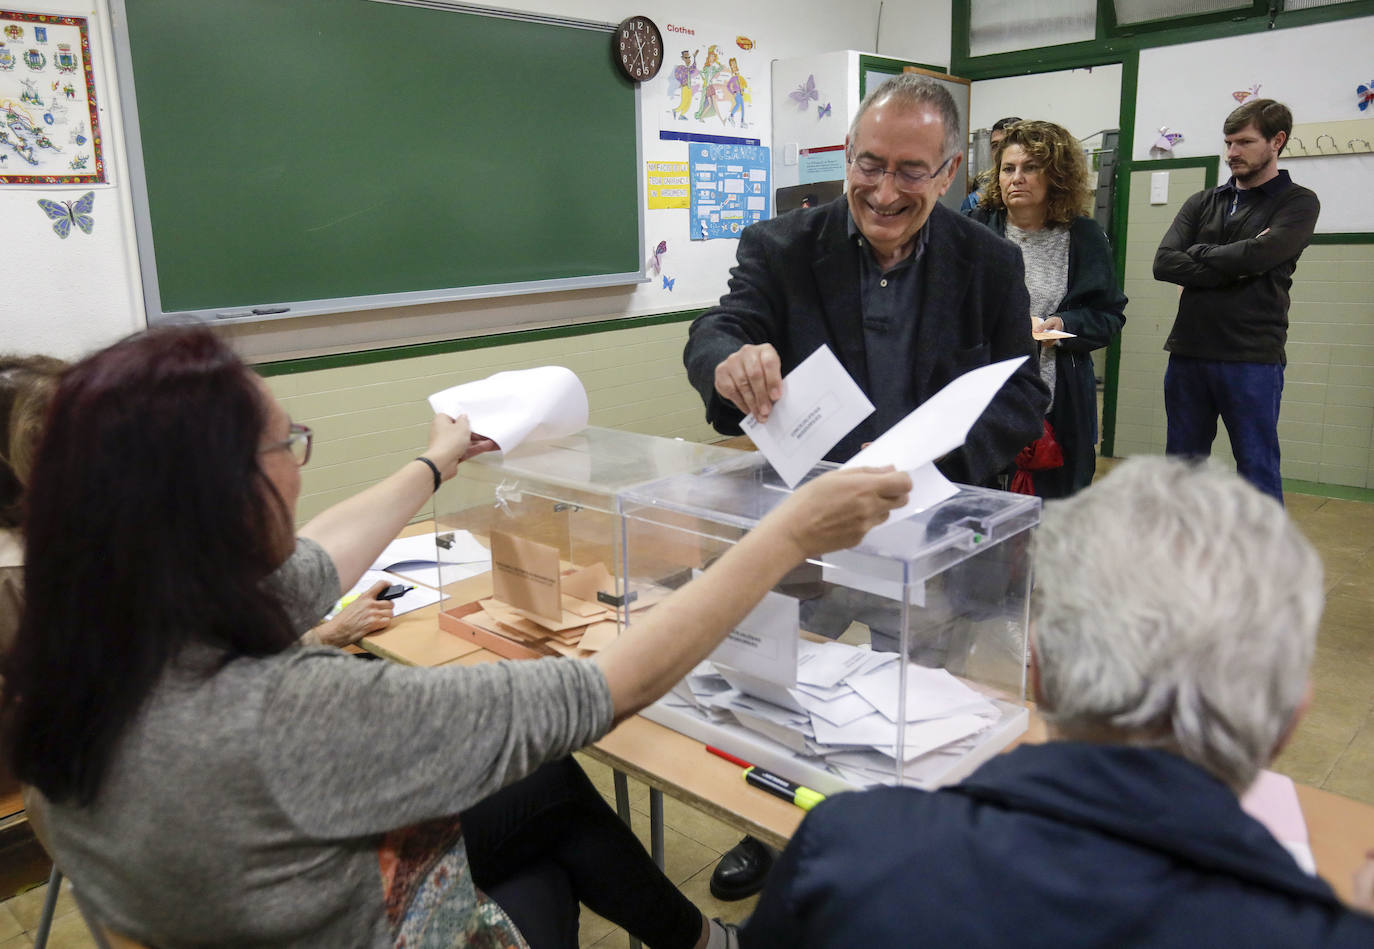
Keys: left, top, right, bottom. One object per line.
{"left": 847, "top": 154, "right": 954, "bottom": 193}
{"left": 261, "top": 422, "right": 313, "bottom": 467}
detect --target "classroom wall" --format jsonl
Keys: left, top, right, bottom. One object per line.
{"left": 0, "top": 0, "right": 949, "bottom": 366}
{"left": 1133, "top": 16, "right": 1374, "bottom": 233}
{"left": 969, "top": 64, "right": 1123, "bottom": 145}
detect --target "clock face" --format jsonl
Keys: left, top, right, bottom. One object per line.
{"left": 614, "top": 16, "right": 663, "bottom": 83}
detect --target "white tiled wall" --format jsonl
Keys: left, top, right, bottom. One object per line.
{"left": 262, "top": 318, "right": 719, "bottom": 523}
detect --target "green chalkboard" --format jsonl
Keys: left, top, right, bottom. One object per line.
{"left": 111, "top": 0, "right": 642, "bottom": 323}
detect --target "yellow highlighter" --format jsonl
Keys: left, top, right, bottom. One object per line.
{"left": 707, "top": 745, "right": 826, "bottom": 811}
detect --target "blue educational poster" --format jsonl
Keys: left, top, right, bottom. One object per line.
{"left": 689, "top": 143, "right": 769, "bottom": 241}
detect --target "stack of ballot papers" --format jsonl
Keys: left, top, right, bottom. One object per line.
{"left": 659, "top": 638, "right": 1004, "bottom": 787}
{"left": 458, "top": 562, "right": 673, "bottom": 659}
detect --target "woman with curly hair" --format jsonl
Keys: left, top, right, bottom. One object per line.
{"left": 970, "top": 120, "right": 1128, "bottom": 498}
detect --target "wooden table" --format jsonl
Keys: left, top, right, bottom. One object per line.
{"left": 360, "top": 553, "right": 1374, "bottom": 908}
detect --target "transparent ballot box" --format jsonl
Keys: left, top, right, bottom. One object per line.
{"left": 621, "top": 458, "right": 1041, "bottom": 792}
{"left": 433, "top": 427, "right": 740, "bottom": 660}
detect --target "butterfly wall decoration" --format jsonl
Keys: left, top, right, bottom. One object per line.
{"left": 1358, "top": 81, "right": 1374, "bottom": 112}
{"left": 663, "top": 275, "right": 675, "bottom": 291}
{"left": 817, "top": 102, "right": 832, "bottom": 121}
{"left": 647, "top": 239, "right": 668, "bottom": 276}
{"left": 1151, "top": 127, "right": 1183, "bottom": 153}
{"left": 790, "top": 74, "right": 819, "bottom": 112}
{"left": 1232, "top": 83, "right": 1261, "bottom": 105}
{"left": 36, "top": 191, "right": 94, "bottom": 238}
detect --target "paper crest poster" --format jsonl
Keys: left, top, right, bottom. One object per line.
{"left": 0, "top": 9, "right": 106, "bottom": 184}
{"left": 689, "top": 143, "right": 769, "bottom": 241}
{"left": 646, "top": 161, "right": 689, "bottom": 210}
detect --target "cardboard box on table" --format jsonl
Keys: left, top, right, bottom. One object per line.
{"left": 620, "top": 456, "right": 1041, "bottom": 793}
{"left": 434, "top": 427, "right": 740, "bottom": 660}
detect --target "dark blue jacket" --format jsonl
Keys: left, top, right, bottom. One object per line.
{"left": 742, "top": 742, "right": 1374, "bottom": 948}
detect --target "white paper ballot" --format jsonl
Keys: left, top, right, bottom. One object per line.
{"left": 704, "top": 581, "right": 800, "bottom": 687}
{"left": 739, "top": 346, "right": 874, "bottom": 488}
{"left": 327, "top": 570, "right": 447, "bottom": 619}
{"left": 428, "top": 366, "right": 589, "bottom": 453}
{"left": 842, "top": 356, "right": 1028, "bottom": 523}
{"left": 845, "top": 662, "right": 997, "bottom": 723}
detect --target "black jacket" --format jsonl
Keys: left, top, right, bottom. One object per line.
{"left": 742, "top": 742, "right": 1374, "bottom": 949}
{"left": 969, "top": 210, "right": 1127, "bottom": 497}
{"left": 1154, "top": 171, "right": 1319, "bottom": 364}
{"left": 683, "top": 198, "right": 1049, "bottom": 487}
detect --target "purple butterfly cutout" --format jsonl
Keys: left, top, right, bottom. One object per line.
{"left": 789, "top": 74, "right": 818, "bottom": 112}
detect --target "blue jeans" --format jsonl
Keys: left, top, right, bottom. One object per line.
{"left": 1164, "top": 355, "right": 1284, "bottom": 505}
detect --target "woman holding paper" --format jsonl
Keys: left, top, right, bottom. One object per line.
{"left": 3, "top": 327, "right": 909, "bottom": 949}
{"left": 970, "top": 120, "right": 1127, "bottom": 498}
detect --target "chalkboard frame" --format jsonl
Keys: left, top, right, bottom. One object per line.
{"left": 109, "top": 0, "right": 647, "bottom": 329}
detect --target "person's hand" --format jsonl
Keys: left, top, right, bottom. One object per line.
{"left": 764, "top": 467, "right": 912, "bottom": 559}
{"left": 314, "top": 580, "right": 394, "bottom": 647}
{"left": 1354, "top": 850, "right": 1374, "bottom": 913}
{"left": 424, "top": 413, "right": 473, "bottom": 481}
{"left": 714, "top": 343, "right": 783, "bottom": 421}
{"left": 1039, "top": 315, "right": 1064, "bottom": 351}
{"left": 463, "top": 433, "right": 499, "bottom": 461}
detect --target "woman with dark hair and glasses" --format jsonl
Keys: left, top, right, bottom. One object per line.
{"left": 970, "top": 119, "right": 1127, "bottom": 498}
{"left": 3, "top": 327, "right": 908, "bottom": 949}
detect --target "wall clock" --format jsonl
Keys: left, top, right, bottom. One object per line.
{"left": 614, "top": 16, "right": 662, "bottom": 83}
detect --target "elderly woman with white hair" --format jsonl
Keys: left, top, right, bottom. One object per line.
{"left": 742, "top": 456, "right": 1374, "bottom": 948}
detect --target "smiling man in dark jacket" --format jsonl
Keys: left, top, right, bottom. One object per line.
{"left": 742, "top": 457, "right": 1374, "bottom": 949}
{"left": 1154, "top": 99, "right": 1319, "bottom": 504}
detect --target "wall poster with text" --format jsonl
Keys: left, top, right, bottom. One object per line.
{"left": 0, "top": 9, "right": 106, "bottom": 184}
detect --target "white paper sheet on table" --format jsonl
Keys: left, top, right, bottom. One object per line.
{"left": 371, "top": 532, "right": 491, "bottom": 588}
{"left": 738, "top": 345, "right": 875, "bottom": 487}
{"left": 428, "top": 366, "right": 589, "bottom": 452}
{"left": 842, "top": 356, "right": 1027, "bottom": 524}
{"left": 328, "top": 570, "right": 448, "bottom": 619}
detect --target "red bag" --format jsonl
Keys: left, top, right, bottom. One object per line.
{"left": 1010, "top": 419, "right": 1064, "bottom": 495}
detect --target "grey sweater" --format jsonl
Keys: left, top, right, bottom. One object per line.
{"left": 36, "top": 539, "right": 614, "bottom": 947}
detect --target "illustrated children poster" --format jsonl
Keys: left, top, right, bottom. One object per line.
{"left": 0, "top": 10, "right": 105, "bottom": 184}
{"left": 689, "top": 142, "right": 769, "bottom": 240}
{"left": 659, "top": 29, "right": 761, "bottom": 146}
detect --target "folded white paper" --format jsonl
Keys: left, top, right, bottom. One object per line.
{"left": 327, "top": 570, "right": 447, "bottom": 619}
{"left": 739, "top": 345, "right": 874, "bottom": 487}
{"left": 842, "top": 356, "right": 1027, "bottom": 523}
{"left": 428, "top": 366, "right": 589, "bottom": 453}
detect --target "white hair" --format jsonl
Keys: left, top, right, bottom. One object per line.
{"left": 1032, "top": 456, "right": 1323, "bottom": 791}
{"left": 847, "top": 74, "right": 963, "bottom": 164}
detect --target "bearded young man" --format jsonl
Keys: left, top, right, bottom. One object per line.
{"left": 1154, "top": 98, "right": 1320, "bottom": 504}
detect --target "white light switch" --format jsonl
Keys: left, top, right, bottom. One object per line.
{"left": 1150, "top": 172, "right": 1169, "bottom": 205}
{"left": 783, "top": 143, "right": 799, "bottom": 166}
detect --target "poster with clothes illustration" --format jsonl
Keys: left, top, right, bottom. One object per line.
{"left": 658, "top": 29, "right": 761, "bottom": 147}
{"left": 0, "top": 9, "right": 105, "bottom": 184}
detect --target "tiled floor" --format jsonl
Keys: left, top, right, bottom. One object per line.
{"left": 2, "top": 485, "right": 1370, "bottom": 949}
